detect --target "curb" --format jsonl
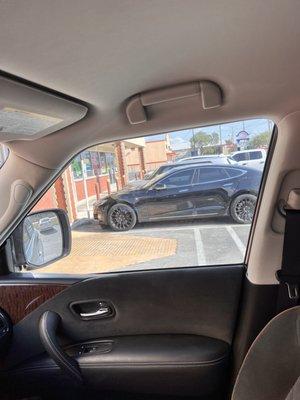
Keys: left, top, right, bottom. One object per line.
{"left": 71, "top": 218, "right": 94, "bottom": 229}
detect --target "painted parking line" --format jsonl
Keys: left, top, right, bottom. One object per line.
{"left": 110, "top": 223, "right": 251, "bottom": 235}
{"left": 97, "top": 222, "right": 251, "bottom": 268}
{"left": 193, "top": 227, "right": 206, "bottom": 265}
{"left": 232, "top": 225, "right": 251, "bottom": 247}
{"left": 225, "top": 226, "right": 246, "bottom": 255}
{"left": 199, "top": 227, "right": 244, "bottom": 265}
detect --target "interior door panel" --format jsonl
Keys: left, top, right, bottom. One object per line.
{"left": 0, "top": 283, "right": 68, "bottom": 324}
{"left": 2, "top": 265, "right": 243, "bottom": 399}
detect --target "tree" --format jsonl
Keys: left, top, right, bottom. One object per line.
{"left": 190, "top": 130, "right": 220, "bottom": 153}
{"left": 210, "top": 132, "right": 219, "bottom": 145}
{"left": 247, "top": 131, "right": 271, "bottom": 149}
{"left": 225, "top": 139, "right": 234, "bottom": 146}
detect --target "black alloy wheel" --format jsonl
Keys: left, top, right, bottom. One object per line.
{"left": 107, "top": 203, "right": 137, "bottom": 231}
{"left": 230, "top": 194, "right": 257, "bottom": 224}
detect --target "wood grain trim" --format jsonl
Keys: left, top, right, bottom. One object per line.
{"left": 0, "top": 284, "right": 68, "bottom": 324}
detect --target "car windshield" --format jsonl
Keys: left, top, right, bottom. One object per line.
{"left": 144, "top": 169, "right": 158, "bottom": 180}
{"left": 141, "top": 169, "right": 174, "bottom": 189}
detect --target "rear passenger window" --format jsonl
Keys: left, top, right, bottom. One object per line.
{"left": 22, "top": 118, "right": 273, "bottom": 276}
{"left": 225, "top": 168, "right": 244, "bottom": 178}
{"left": 250, "top": 151, "right": 262, "bottom": 160}
{"left": 198, "top": 168, "right": 227, "bottom": 183}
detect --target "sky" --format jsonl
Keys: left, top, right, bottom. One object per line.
{"left": 145, "top": 119, "right": 273, "bottom": 150}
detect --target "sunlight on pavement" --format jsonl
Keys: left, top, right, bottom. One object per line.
{"left": 40, "top": 231, "right": 177, "bottom": 274}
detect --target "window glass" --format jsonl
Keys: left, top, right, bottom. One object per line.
{"left": 90, "top": 151, "right": 101, "bottom": 176}
{"left": 197, "top": 167, "right": 227, "bottom": 183}
{"left": 71, "top": 155, "right": 83, "bottom": 179}
{"left": 21, "top": 118, "right": 273, "bottom": 276}
{"left": 159, "top": 169, "right": 194, "bottom": 188}
{"left": 0, "top": 144, "right": 9, "bottom": 169}
{"left": 232, "top": 152, "right": 248, "bottom": 162}
{"left": 99, "top": 153, "right": 108, "bottom": 174}
{"left": 225, "top": 168, "right": 244, "bottom": 178}
{"left": 81, "top": 151, "right": 93, "bottom": 177}
{"left": 249, "top": 151, "right": 262, "bottom": 160}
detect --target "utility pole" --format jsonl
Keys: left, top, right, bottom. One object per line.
{"left": 219, "top": 125, "right": 222, "bottom": 145}
{"left": 192, "top": 128, "right": 196, "bottom": 156}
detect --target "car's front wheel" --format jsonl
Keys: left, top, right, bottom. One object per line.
{"left": 107, "top": 203, "right": 137, "bottom": 231}
{"left": 230, "top": 193, "right": 257, "bottom": 224}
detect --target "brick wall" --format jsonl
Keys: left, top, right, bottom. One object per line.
{"left": 33, "top": 187, "right": 56, "bottom": 211}
{"left": 75, "top": 175, "right": 110, "bottom": 201}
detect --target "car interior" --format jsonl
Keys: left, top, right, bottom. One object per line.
{"left": 0, "top": 1, "right": 300, "bottom": 399}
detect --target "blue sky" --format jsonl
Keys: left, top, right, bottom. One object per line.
{"left": 145, "top": 119, "right": 273, "bottom": 150}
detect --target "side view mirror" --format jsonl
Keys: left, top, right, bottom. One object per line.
{"left": 11, "top": 209, "right": 71, "bottom": 270}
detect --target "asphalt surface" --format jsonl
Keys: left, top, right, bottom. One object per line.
{"left": 73, "top": 217, "right": 251, "bottom": 272}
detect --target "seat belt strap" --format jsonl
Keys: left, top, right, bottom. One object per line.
{"left": 276, "top": 209, "right": 300, "bottom": 309}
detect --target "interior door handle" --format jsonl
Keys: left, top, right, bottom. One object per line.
{"left": 70, "top": 300, "right": 115, "bottom": 320}
{"left": 80, "top": 304, "right": 111, "bottom": 318}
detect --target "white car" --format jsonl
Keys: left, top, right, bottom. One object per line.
{"left": 230, "top": 149, "right": 266, "bottom": 169}
{"left": 176, "top": 154, "right": 236, "bottom": 165}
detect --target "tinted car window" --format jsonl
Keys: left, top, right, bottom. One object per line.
{"left": 225, "top": 168, "right": 244, "bottom": 177}
{"left": 159, "top": 169, "right": 195, "bottom": 188}
{"left": 197, "top": 167, "right": 227, "bottom": 183}
{"left": 232, "top": 152, "right": 248, "bottom": 162}
{"left": 249, "top": 151, "right": 262, "bottom": 160}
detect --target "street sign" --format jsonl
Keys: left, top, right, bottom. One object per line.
{"left": 236, "top": 130, "right": 249, "bottom": 143}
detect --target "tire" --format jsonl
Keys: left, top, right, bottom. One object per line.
{"left": 230, "top": 194, "right": 257, "bottom": 224}
{"left": 107, "top": 203, "right": 137, "bottom": 231}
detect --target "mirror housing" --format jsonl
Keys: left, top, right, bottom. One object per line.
{"left": 11, "top": 208, "right": 71, "bottom": 271}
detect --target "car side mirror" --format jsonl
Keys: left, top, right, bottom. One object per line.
{"left": 11, "top": 209, "right": 71, "bottom": 270}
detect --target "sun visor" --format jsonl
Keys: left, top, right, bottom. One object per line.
{"left": 0, "top": 76, "right": 87, "bottom": 142}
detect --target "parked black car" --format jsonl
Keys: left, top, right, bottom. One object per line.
{"left": 144, "top": 160, "right": 215, "bottom": 180}
{"left": 129, "top": 158, "right": 230, "bottom": 187}
{"left": 93, "top": 165, "right": 262, "bottom": 231}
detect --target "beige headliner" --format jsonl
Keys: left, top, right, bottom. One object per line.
{"left": 0, "top": 0, "right": 300, "bottom": 283}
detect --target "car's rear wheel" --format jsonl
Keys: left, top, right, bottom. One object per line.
{"left": 230, "top": 193, "right": 257, "bottom": 224}
{"left": 108, "top": 203, "right": 137, "bottom": 231}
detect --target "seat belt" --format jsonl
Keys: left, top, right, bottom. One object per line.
{"left": 276, "top": 209, "right": 300, "bottom": 312}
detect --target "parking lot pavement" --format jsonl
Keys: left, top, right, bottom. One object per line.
{"left": 109, "top": 217, "right": 250, "bottom": 271}
{"left": 39, "top": 217, "right": 251, "bottom": 275}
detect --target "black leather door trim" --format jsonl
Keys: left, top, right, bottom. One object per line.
{"left": 9, "top": 334, "right": 230, "bottom": 397}
{"left": 5, "top": 265, "right": 243, "bottom": 369}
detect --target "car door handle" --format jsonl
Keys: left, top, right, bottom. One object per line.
{"left": 70, "top": 300, "right": 115, "bottom": 320}
{"left": 178, "top": 189, "right": 189, "bottom": 193}
{"left": 80, "top": 305, "right": 111, "bottom": 318}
